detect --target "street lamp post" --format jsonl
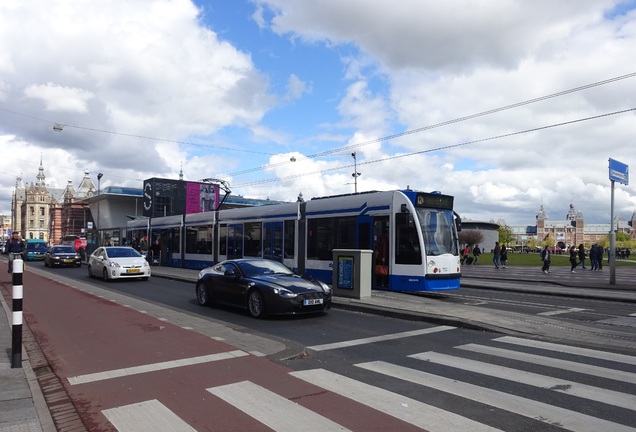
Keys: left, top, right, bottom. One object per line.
{"left": 351, "top": 152, "right": 361, "bottom": 193}
{"left": 97, "top": 173, "right": 103, "bottom": 246}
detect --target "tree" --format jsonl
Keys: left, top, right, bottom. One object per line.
{"left": 498, "top": 225, "right": 515, "bottom": 246}
{"left": 458, "top": 230, "right": 484, "bottom": 247}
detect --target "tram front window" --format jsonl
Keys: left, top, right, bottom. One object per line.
{"left": 417, "top": 208, "right": 458, "bottom": 256}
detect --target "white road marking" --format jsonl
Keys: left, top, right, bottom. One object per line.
{"left": 102, "top": 399, "right": 195, "bottom": 432}
{"left": 457, "top": 344, "right": 636, "bottom": 383}
{"left": 68, "top": 350, "right": 248, "bottom": 385}
{"left": 410, "top": 351, "right": 636, "bottom": 411}
{"left": 291, "top": 369, "right": 501, "bottom": 432}
{"left": 537, "top": 307, "right": 587, "bottom": 316}
{"left": 357, "top": 361, "right": 636, "bottom": 432}
{"left": 307, "top": 325, "right": 455, "bottom": 351}
{"left": 208, "top": 380, "right": 351, "bottom": 431}
{"left": 494, "top": 336, "right": 636, "bottom": 365}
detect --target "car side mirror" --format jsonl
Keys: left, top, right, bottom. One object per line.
{"left": 224, "top": 269, "right": 237, "bottom": 276}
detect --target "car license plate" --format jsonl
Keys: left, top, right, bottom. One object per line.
{"left": 303, "top": 298, "right": 323, "bottom": 306}
{"left": 64, "top": 259, "right": 74, "bottom": 263}
{"left": 127, "top": 269, "right": 140, "bottom": 273}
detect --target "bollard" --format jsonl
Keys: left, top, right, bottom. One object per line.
{"left": 11, "top": 256, "right": 23, "bottom": 369}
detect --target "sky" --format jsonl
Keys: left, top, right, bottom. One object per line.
{"left": 1, "top": 0, "right": 635, "bottom": 226}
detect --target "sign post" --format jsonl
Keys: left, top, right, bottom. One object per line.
{"left": 608, "top": 158, "right": 629, "bottom": 285}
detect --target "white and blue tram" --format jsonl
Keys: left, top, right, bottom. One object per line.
{"left": 127, "top": 189, "right": 462, "bottom": 292}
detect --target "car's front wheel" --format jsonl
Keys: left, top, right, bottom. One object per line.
{"left": 87, "top": 265, "right": 94, "bottom": 278}
{"left": 247, "top": 290, "right": 266, "bottom": 318}
{"left": 102, "top": 268, "right": 109, "bottom": 281}
{"left": 196, "top": 282, "right": 210, "bottom": 306}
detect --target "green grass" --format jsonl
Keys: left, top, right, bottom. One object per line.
{"left": 471, "top": 252, "right": 636, "bottom": 267}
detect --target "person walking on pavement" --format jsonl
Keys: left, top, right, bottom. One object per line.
{"left": 6, "top": 231, "right": 25, "bottom": 273}
{"left": 540, "top": 245, "right": 551, "bottom": 274}
{"left": 578, "top": 244, "right": 587, "bottom": 270}
{"left": 500, "top": 244, "right": 508, "bottom": 269}
{"left": 472, "top": 244, "right": 481, "bottom": 265}
{"left": 493, "top": 242, "right": 501, "bottom": 269}
{"left": 569, "top": 245, "right": 578, "bottom": 273}
{"left": 461, "top": 245, "right": 470, "bottom": 264}
{"left": 589, "top": 243, "right": 600, "bottom": 271}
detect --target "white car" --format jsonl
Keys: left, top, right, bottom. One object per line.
{"left": 88, "top": 246, "right": 151, "bottom": 281}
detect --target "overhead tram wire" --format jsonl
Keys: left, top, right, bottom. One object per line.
{"left": 224, "top": 71, "right": 636, "bottom": 177}
{"left": 0, "top": 107, "right": 275, "bottom": 156}
{"left": 233, "top": 107, "right": 636, "bottom": 188}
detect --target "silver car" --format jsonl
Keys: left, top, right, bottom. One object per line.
{"left": 88, "top": 246, "right": 151, "bottom": 281}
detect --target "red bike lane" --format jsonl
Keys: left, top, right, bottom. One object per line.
{"left": 7, "top": 269, "right": 422, "bottom": 432}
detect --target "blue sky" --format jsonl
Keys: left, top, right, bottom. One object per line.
{"left": 1, "top": 0, "right": 635, "bottom": 226}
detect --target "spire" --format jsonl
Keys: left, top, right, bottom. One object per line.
{"left": 179, "top": 163, "right": 184, "bottom": 181}
{"left": 36, "top": 156, "right": 46, "bottom": 186}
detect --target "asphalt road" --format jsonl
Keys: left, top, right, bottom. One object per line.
{"left": 9, "top": 260, "right": 636, "bottom": 431}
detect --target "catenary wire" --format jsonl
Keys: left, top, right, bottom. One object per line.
{"left": 233, "top": 107, "right": 636, "bottom": 188}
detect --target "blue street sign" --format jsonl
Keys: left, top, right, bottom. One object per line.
{"left": 609, "top": 158, "right": 629, "bottom": 185}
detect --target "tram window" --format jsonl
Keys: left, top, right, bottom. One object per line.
{"left": 307, "top": 217, "right": 355, "bottom": 260}
{"left": 395, "top": 213, "right": 422, "bottom": 265}
{"left": 244, "top": 222, "right": 262, "bottom": 257}
{"left": 185, "top": 226, "right": 212, "bottom": 254}
{"left": 284, "top": 220, "right": 295, "bottom": 259}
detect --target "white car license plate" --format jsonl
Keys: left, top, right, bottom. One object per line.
{"left": 303, "top": 298, "right": 323, "bottom": 306}
{"left": 127, "top": 269, "right": 140, "bottom": 273}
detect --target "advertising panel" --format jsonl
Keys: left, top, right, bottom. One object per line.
{"left": 144, "top": 178, "right": 220, "bottom": 217}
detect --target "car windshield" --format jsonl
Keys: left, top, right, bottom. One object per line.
{"left": 28, "top": 243, "right": 48, "bottom": 252}
{"left": 237, "top": 260, "right": 294, "bottom": 277}
{"left": 106, "top": 248, "right": 141, "bottom": 258}
{"left": 53, "top": 247, "right": 75, "bottom": 254}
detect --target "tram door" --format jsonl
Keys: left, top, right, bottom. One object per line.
{"left": 372, "top": 216, "right": 390, "bottom": 288}
{"left": 227, "top": 224, "right": 243, "bottom": 260}
{"left": 263, "top": 222, "right": 284, "bottom": 262}
{"left": 356, "top": 216, "right": 372, "bottom": 250}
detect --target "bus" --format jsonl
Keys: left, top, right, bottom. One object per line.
{"left": 127, "top": 189, "right": 462, "bottom": 292}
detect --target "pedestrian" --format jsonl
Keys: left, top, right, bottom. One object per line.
{"left": 472, "top": 244, "right": 481, "bottom": 265}
{"left": 568, "top": 246, "right": 578, "bottom": 273}
{"left": 493, "top": 242, "right": 501, "bottom": 269}
{"left": 461, "top": 245, "right": 470, "bottom": 264}
{"left": 500, "top": 244, "right": 508, "bottom": 269}
{"left": 577, "top": 244, "right": 587, "bottom": 270}
{"left": 540, "top": 245, "right": 551, "bottom": 274}
{"left": 6, "top": 231, "right": 25, "bottom": 274}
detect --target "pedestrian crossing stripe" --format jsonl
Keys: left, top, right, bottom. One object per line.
{"left": 68, "top": 350, "right": 249, "bottom": 385}
{"left": 356, "top": 361, "right": 636, "bottom": 432}
{"left": 291, "top": 369, "right": 501, "bottom": 431}
{"left": 208, "top": 380, "right": 352, "bottom": 432}
{"left": 307, "top": 325, "right": 455, "bottom": 351}
{"left": 494, "top": 336, "right": 636, "bottom": 365}
{"left": 457, "top": 343, "right": 636, "bottom": 384}
{"left": 103, "top": 399, "right": 196, "bottom": 432}
{"left": 409, "top": 351, "right": 636, "bottom": 411}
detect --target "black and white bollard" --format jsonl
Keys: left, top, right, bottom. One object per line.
{"left": 11, "top": 256, "right": 24, "bottom": 369}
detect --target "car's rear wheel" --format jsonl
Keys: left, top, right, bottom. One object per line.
{"left": 196, "top": 283, "right": 210, "bottom": 306}
{"left": 87, "top": 265, "right": 94, "bottom": 278}
{"left": 247, "top": 290, "right": 266, "bottom": 318}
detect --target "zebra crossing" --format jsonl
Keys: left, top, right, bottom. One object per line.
{"left": 101, "top": 335, "right": 636, "bottom": 431}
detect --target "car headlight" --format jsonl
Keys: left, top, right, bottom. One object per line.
{"left": 315, "top": 280, "right": 332, "bottom": 293}
{"left": 273, "top": 287, "right": 298, "bottom": 298}
{"left": 107, "top": 261, "right": 121, "bottom": 268}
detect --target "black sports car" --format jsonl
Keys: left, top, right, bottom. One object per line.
{"left": 44, "top": 245, "right": 82, "bottom": 267}
{"left": 195, "top": 258, "right": 332, "bottom": 318}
